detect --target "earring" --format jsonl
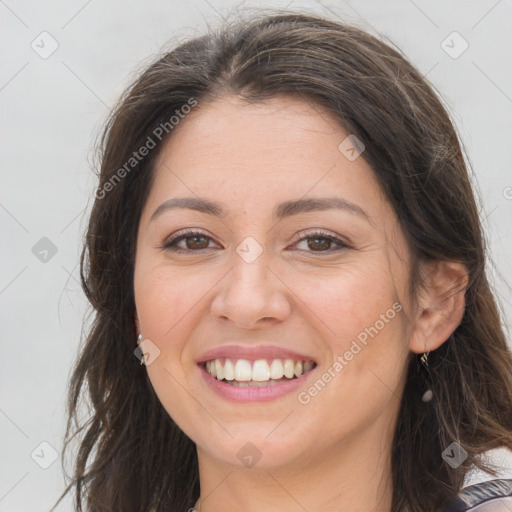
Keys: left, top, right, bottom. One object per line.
{"left": 137, "top": 333, "right": 145, "bottom": 365}
{"left": 421, "top": 343, "right": 433, "bottom": 402}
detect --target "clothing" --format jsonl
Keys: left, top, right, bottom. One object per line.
{"left": 441, "top": 478, "right": 512, "bottom": 511}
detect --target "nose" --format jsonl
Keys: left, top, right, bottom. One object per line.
{"left": 209, "top": 248, "right": 292, "bottom": 329}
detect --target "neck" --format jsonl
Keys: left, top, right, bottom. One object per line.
{"left": 194, "top": 418, "right": 395, "bottom": 512}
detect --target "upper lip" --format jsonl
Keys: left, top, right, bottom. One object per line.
{"left": 196, "top": 344, "right": 317, "bottom": 364}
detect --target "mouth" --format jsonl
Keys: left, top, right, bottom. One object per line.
{"left": 201, "top": 357, "right": 317, "bottom": 387}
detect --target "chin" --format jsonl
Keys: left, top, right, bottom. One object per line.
{"left": 204, "top": 439, "right": 306, "bottom": 470}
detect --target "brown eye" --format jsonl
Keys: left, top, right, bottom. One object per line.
{"left": 183, "top": 234, "right": 210, "bottom": 250}
{"left": 292, "top": 230, "right": 350, "bottom": 254}
{"left": 306, "top": 236, "right": 333, "bottom": 251}
{"left": 162, "top": 230, "right": 217, "bottom": 253}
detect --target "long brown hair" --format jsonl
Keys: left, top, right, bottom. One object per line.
{"left": 53, "top": 9, "right": 512, "bottom": 512}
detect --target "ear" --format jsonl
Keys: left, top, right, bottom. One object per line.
{"left": 409, "top": 260, "right": 468, "bottom": 354}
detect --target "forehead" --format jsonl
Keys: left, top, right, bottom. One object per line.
{"left": 146, "top": 94, "right": 389, "bottom": 223}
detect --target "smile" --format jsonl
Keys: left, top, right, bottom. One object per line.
{"left": 199, "top": 356, "right": 317, "bottom": 402}
{"left": 204, "top": 357, "right": 316, "bottom": 386}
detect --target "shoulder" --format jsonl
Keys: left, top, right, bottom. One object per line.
{"left": 441, "top": 479, "right": 512, "bottom": 511}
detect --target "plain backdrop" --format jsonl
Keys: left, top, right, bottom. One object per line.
{"left": 1, "top": 0, "right": 512, "bottom": 510}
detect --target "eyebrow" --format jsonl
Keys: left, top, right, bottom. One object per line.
{"left": 150, "top": 196, "right": 369, "bottom": 222}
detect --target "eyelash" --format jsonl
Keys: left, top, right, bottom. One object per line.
{"left": 160, "top": 228, "right": 351, "bottom": 254}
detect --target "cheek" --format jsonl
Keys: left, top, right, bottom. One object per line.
{"left": 134, "top": 261, "right": 211, "bottom": 342}
{"left": 291, "top": 259, "right": 402, "bottom": 348}
{"left": 134, "top": 264, "right": 210, "bottom": 431}
{"left": 293, "top": 260, "right": 408, "bottom": 407}
{"left": 291, "top": 293, "right": 406, "bottom": 444}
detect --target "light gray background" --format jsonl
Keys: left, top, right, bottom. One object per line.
{"left": 1, "top": 0, "right": 512, "bottom": 510}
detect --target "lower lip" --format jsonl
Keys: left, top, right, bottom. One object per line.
{"left": 199, "top": 364, "right": 315, "bottom": 402}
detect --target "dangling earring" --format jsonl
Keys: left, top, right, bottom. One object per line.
{"left": 137, "top": 333, "right": 144, "bottom": 365}
{"left": 421, "top": 342, "right": 433, "bottom": 402}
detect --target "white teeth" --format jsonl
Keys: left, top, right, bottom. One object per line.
{"left": 223, "top": 359, "right": 235, "bottom": 380}
{"left": 215, "top": 359, "right": 224, "bottom": 380}
{"left": 204, "top": 357, "right": 316, "bottom": 383}
{"left": 270, "top": 359, "right": 284, "bottom": 379}
{"left": 234, "top": 359, "right": 252, "bottom": 381}
{"left": 228, "top": 379, "right": 289, "bottom": 387}
{"left": 252, "top": 359, "right": 271, "bottom": 381}
{"left": 283, "top": 359, "right": 295, "bottom": 379}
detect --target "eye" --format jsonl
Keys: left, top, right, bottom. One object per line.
{"left": 161, "top": 228, "right": 219, "bottom": 253}
{"left": 290, "top": 229, "right": 351, "bottom": 253}
{"left": 160, "top": 228, "right": 351, "bottom": 254}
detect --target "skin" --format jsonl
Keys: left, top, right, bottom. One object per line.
{"left": 133, "top": 95, "right": 467, "bottom": 512}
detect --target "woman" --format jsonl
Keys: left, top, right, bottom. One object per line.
{"left": 53, "top": 10, "right": 512, "bottom": 512}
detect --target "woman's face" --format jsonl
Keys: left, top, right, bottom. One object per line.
{"left": 134, "top": 95, "right": 417, "bottom": 470}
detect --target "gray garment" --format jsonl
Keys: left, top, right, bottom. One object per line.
{"left": 442, "top": 479, "right": 512, "bottom": 512}
{"left": 467, "top": 497, "right": 512, "bottom": 511}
